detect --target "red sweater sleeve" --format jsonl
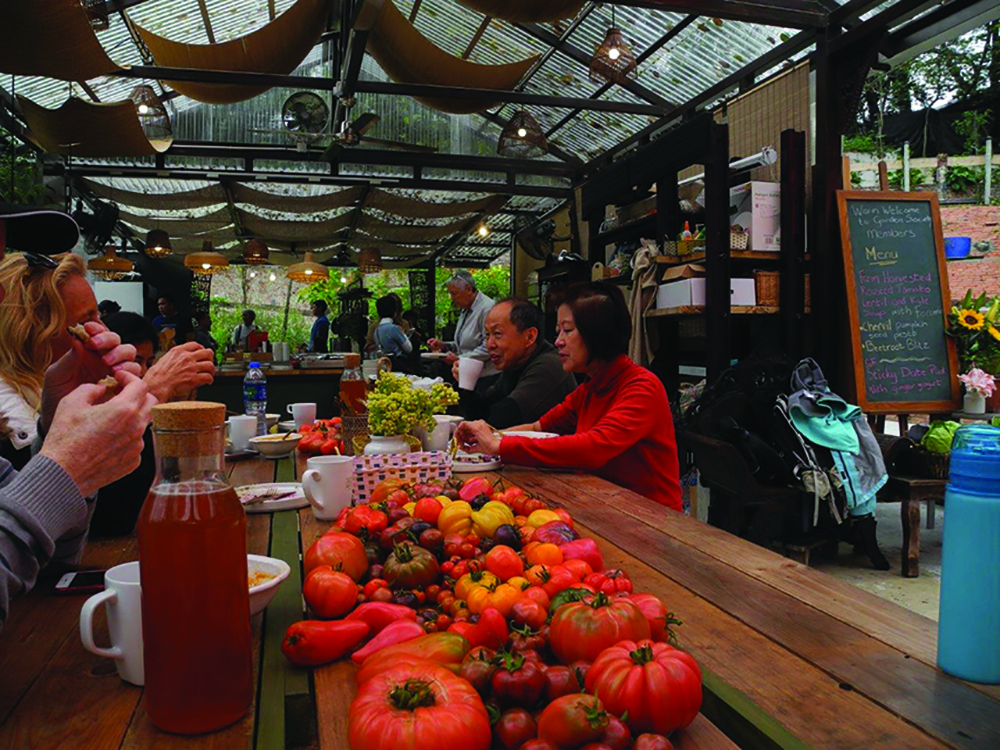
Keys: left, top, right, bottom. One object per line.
{"left": 538, "top": 387, "right": 581, "bottom": 435}
{"left": 501, "top": 378, "right": 658, "bottom": 471}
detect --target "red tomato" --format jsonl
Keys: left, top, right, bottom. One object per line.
{"left": 543, "top": 665, "right": 580, "bottom": 703}
{"left": 629, "top": 593, "right": 678, "bottom": 642}
{"left": 580, "top": 745, "right": 613, "bottom": 750}
{"left": 586, "top": 639, "right": 702, "bottom": 736}
{"left": 520, "top": 741, "right": 559, "bottom": 750}
{"left": 320, "top": 438, "right": 340, "bottom": 455}
{"left": 304, "top": 531, "right": 368, "bottom": 581}
{"left": 281, "top": 619, "right": 369, "bottom": 666}
{"left": 549, "top": 594, "right": 651, "bottom": 664}
{"left": 633, "top": 735, "right": 674, "bottom": 750}
{"left": 371, "top": 587, "right": 394, "bottom": 603}
{"left": 495, "top": 708, "right": 538, "bottom": 750}
{"left": 540, "top": 565, "right": 576, "bottom": 599}
{"left": 486, "top": 545, "right": 525, "bottom": 581}
{"left": 414, "top": 497, "right": 444, "bottom": 524}
{"left": 491, "top": 650, "right": 547, "bottom": 709}
{"left": 303, "top": 565, "right": 358, "bottom": 618}
{"left": 348, "top": 662, "right": 491, "bottom": 750}
{"left": 537, "top": 694, "right": 610, "bottom": 749}
{"left": 522, "top": 586, "right": 551, "bottom": 611}
{"left": 510, "top": 598, "right": 548, "bottom": 630}
{"left": 343, "top": 506, "right": 389, "bottom": 536}
{"left": 600, "top": 716, "right": 632, "bottom": 750}
{"left": 562, "top": 559, "right": 593, "bottom": 582}
{"left": 371, "top": 479, "right": 407, "bottom": 504}
{"left": 585, "top": 569, "right": 633, "bottom": 596}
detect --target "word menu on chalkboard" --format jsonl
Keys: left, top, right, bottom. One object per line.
{"left": 837, "top": 191, "right": 959, "bottom": 413}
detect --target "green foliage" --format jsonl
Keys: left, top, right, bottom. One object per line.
{"left": 946, "top": 165, "right": 980, "bottom": 193}
{"left": 209, "top": 296, "right": 312, "bottom": 353}
{"left": 0, "top": 128, "right": 45, "bottom": 204}
{"left": 850, "top": 171, "right": 863, "bottom": 188}
{"left": 888, "top": 168, "right": 926, "bottom": 190}
{"left": 955, "top": 109, "right": 994, "bottom": 155}
{"left": 844, "top": 135, "right": 879, "bottom": 155}
{"left": 366, "top": 371, "right": 458, "bottom": 436}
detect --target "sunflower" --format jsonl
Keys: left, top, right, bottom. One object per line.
{"left": 990, "top": 326, "right": 1000, "bottom": 342}
{"left": 959, "top": 309, "right": 986, "bottom": 330}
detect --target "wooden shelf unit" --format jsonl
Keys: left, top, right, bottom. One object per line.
{"left": 656, "top": 251, "right": 812, "bottom": 265}
{"left": 646, "top": 305, "right": 781, "bottom": 317}
{"left": 595, "top": 214, "right": 658, "bottom": 246}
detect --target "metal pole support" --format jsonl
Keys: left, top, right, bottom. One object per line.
{"left": 903, "top": 142, "right": 911, "bottom": 192}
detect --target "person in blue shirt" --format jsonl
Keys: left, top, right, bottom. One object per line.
{"left": 373, "top": 295, "right": 415, "bottom": 371}
{"left": 309, "top": 299, "right": 330, "bottom": 353}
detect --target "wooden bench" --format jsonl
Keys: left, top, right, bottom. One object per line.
{"left": 878, "top": 474, "right": 946, "bottom": 578}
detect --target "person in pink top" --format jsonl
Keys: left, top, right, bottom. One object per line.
{"left": 457, "top": 282, "right": 682, "bottom": 510}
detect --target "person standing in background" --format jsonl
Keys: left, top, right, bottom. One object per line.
{"left": 427, "top": 270, "right": 496, "bottom": 380}
{"left": 151, "top": 294, "right": 191, "bottom": 343}
{"left": 309, "top": 299, "right": 330, "bottom": 353}
{"left": 194, "top": 312, "right": 218, "bottom": 355}
{"left": 231, "top": 309, "right": 258, "bottom": 350}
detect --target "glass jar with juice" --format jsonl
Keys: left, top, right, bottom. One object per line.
{"left": 137, "top": 401, "right": 252, "bottom": 734}
{"left": 340, "top": 352, "right": 366, "bottom": 415}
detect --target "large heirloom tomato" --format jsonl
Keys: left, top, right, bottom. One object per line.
{"left": 304, "top": 531, "right": 368, "bottom": 581}
{"left": 586, "top": 639, "right": 702, "bottom": 735}
{"left": 383, "top": 543, "right": 439, "bottom": 589}
{"left": 348, "top": 662, "right": 491, "bottom": 750}
{"left": 302, "top": 566, "right": 357, "bottom": 618}
{"left": 549, "top": 593, "right": 651, "bottom": 664}
{"left": 537, "top": 693, "right": 610, "bottom": 749}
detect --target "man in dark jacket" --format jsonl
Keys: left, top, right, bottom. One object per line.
{"left": 455, "top": 299, "right": 577, "bottom": 429}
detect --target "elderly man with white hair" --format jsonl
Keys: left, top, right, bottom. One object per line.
{"left": 427, "top": 270, "right": 497, "bottom": 380}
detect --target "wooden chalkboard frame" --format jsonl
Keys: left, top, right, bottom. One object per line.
{"left": 836, "top": 190, "right": 960, "bottom": 414}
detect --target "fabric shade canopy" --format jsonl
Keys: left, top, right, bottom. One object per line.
{"left": 231, "top": 184, "right": 365, "bottom": 213}
{"left": 454, "top": 0, "right": 585, "bottom": 23}
{"left": 357, "top": 213, "right": 471, "bottom": 243}
{"left": 366, "top": 0, "right": 539, "bottom": 114}
{"left": 118, "top": 206, "right": 234, "bottom": 235}
{"left": 349, "top": 233, "right": 437, "bottom": 255}
{"left": 236, "top": 209, "right": 354, "bottom": 243}
{"left": 367, "top": 190, "right": 504, "bottom": 219}
{"left": 0, "top": 0, "right": 120, "bottom": 81}
{"left": 84, "top": 179, "right": 227, "bottom": 209}
{"left": 130, "top": 0, "right": 329, "bottom": 104}
{"left": 18, "top": 96, "right": 171, "bottom": 156}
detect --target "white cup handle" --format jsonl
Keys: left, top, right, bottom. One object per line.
{"left": 286, "top": 404, "right": 295, "bottom": 415}
{"left": 80, "top": 588, "right": 123, "bottom": 660}
{"left": 302, "top": 469, "right": 325, "bottom": 513}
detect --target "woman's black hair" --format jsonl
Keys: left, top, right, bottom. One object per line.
{"left": 556, "top": 282, "right": 632, "bottom": 362}
{"left": 103, "top": 312, "right": 159, "bottom": 352}
{"left": 375, "top": 295, "right": 397, "bottom": 319}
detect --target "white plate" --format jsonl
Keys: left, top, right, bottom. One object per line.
{"left": 236, "top": 483, "right": 309, "bottom": 514}
{"left": 453, "top": 451, "right": 502, "bottom": 472}
{"left": 502, "top": 431, "right": 559, "bottom": 439}
{"left": 421, "top": 352, "right": 450, "bottom": 360}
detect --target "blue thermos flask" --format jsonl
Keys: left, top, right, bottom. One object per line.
{"left": 938, "top": 425, "right": 1000, "bottom": 683}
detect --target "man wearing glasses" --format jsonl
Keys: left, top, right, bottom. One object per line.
{"left": 0, "top": 206, "right": 156, "bottom": 632}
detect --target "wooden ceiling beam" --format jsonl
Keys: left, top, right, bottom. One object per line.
{"left": 195, "top": 0, "right": 216, "bottom": 44}
{"left": 463, "top": 17, "right": 492, "bottom": 60}
{"left": 605, "top": 1, "right": 828, "bottom": 29}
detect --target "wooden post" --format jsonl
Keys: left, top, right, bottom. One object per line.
{"left": 780, "top": 129, "right": 806, "bottom": 357}
{"left": 878, "top": 161, "right": 889, "bottom": 191}
{"left": 903, "top": 142, "right": 911, "bottom": 191}
{"left": 841, "top": 156, "right": 852, "bottom": 190}
{"left": 281, "top": 279, "right": 292, "bottom": 340}
{"left": 704, "top": 122, "right": 730, "bottom": 383}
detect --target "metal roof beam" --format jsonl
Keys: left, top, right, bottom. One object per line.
{"left": 883, "top": 0, "right": 1000, "bottom": 64}
{"left": 829, "top": 0, "right": 940, "bottom": 53}
{"left": 195, "top": 0, "right": 217, "bottom": 44}
{"left": 604, "top": 1, "right": 828, "bottom": 28}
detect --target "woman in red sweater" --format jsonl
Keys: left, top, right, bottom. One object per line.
{"left": 456, "top": 283, "right": 682, "bottom": 510}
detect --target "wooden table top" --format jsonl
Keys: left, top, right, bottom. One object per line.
{"left": 214, "top": 368, "right": 345, "bottom": 378}
{"left": 2, "top": 455, "right": 996, "bottom": 750}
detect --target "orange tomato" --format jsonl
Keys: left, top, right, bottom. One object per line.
{"left": 562, "top": 558, "right": 593, "bottom": 582}
{"left": 455, "top": 570, "right": 499, "bottom": 601}
{"left": 467, "top": 582, "right": 521, "bottom": 616}
{"left": 526, "top": 543, "right": 564, "bottom": 567}
{"left": 506, "top": 576, "right": 531, "bottom": 592}
{"left": 525, "top": 564, "right": 551, "bottom": 588}
{"left": 485, "top": 546, "right": 525, "bottom": 581}
{"left": 413, "top": 497, "right": 444, "bottom": 524}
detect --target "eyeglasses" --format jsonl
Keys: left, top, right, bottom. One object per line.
{"left": 24, "top": 252, "right": 58, "bottom": 270}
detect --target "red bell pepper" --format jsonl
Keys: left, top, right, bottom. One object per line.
{"left": 448, "top": 606, "right": 508, "bottom": 649}
{"left": 345, "top": 602, "right": 417, "bottom": 634}
{"left": 281, "top": 619, "right": 369, "bottom": 667}
{"left": 351, "top": 618, "right": 424, "bottom": 664}
{"left": 560, "top": 538, "right": 604, "bottom": 572}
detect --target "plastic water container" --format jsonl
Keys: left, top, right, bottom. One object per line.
{"left": 938, "top": 425, "right": 1000, "bottom": 683}
{"left": 243, "top": 363, "right": 267, "bottom": 437}
{"left": 945, "top": 237, "right": 972, "bottom": 259}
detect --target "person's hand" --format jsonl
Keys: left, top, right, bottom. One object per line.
{"left": 144, "top": 342, "right": 216, "bottom": 403}
{"left": 451, "top": 359, "right": 461, "bottom": 381}
{"left": 455, "top": 420, "right": 501, "bottom": 456}
{"left": 40, "top": 321, "right": 140, "bottom": 431}
{"left": 39, "top": 371, "right": 157, "bottom": 498}
{"left": 427, "top": 338, "right": 445, "bottom": 352}
{"left": 444, "top": 352, "right": 459, "bottom": 366}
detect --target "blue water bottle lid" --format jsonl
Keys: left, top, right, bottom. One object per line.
{"left": 248, "top": 362, "right": 259, "bottom": 368}
{"left": 949, "top": 425, "right": 1000, "bottom": 490}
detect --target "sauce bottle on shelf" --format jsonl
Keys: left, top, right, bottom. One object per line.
{"left": 340, "top": 352, "right": 366, "bottom": 416}
{"left": 137, "top": 402, "right": 253, "bottom": 734}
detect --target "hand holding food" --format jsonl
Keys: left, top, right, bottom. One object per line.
{"left": 144, "top": 341, "right": 216, "bottom": 403}
{"left": 427, "top": 338, "right": 445, "bottom": 352}
{"left": 455, "top": 420, "right": 501, "bottom": 455}
{"left": 39, "top": 371, "right": 156, "bottom": 497}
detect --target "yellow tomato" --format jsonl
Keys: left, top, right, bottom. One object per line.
{"left": 435, "top": 495, "right": 454, "bottom": 508}
{"left": 506, "top": 576, "right": 531, "bottom": 592}
{"left": 438, "top": 500, "right": 473, "bottom": 537}
{"left": 455, "top": 570, "right": 499, "bottom": 601}
{"left": 526, "top": 509, "right": 561, "bottom": 528}
{"left": 403, "top": 502, "right": 417, "bottom": 516}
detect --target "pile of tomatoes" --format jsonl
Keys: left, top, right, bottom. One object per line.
{"left": 282, "top": 476, "right": 702, "bottom": 750}
{"left": 297, "top": 418, "right": 345, "bottom": 455}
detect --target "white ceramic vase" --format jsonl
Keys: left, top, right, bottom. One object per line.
{"left": 964, "top": 391, "right": 986, "bottom": 414}
{"left": 364, "top": 434, "right": 411, "bottom": 455}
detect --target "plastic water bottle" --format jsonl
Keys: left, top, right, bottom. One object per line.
{"left": 938, "top": 424, "right": 1000, "bottom": 683}
{"left": 243, "top": 363, "right": 267, "bottom": 437}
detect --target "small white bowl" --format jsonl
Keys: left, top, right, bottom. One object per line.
{"left": 265, "top": 413, "right": 280, "bottom": 428}
{"left": 248, "top": 554, "right": 291, "bottom": 615}
{"left": 249, "top": 433, "right": 302, "bottom": 458}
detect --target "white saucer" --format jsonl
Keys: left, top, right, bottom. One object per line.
{"left": 236, "top": 483, "right": 309, "bottom": 514}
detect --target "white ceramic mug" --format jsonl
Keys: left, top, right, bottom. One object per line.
{"left": 228, "top": 415, "right": 257, "bottom": 451}
{"left": 287, "top": 402, "right": 317, "bottom": 428}
{"left": 302, "top": 455, "right": 355, "bottom": 521}
{"left": 457, "top": 357, "right": 485, "bottom": 391}
{"left": 79, "top": 562, "right": 144, "bottom": 686}
{"left": 416, "top": 415, "right": 457, "bottom": 451}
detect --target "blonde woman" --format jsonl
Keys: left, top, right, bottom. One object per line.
{"left": 0, "top": 252, "right": 102, "bottom": 468}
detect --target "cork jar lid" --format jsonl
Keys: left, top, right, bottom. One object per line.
{"left": 152, "top": 401, "right": 226, "bottom": 430}
{"left": 344, "top": 353, "right": 361, "bottom": 368}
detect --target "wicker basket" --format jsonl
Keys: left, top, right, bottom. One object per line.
{"left": 730, "top": 228, "right": 749, "bottom": 251}
{"left": 340, "top": 414, "right": 370, "bottom": 456}
{"left": 897, "top": 445, "right": 951, "bottom": 479}
{"left": 754, "top": 271, "right": 781, "bottom": 306}
{"left": 662, "top": 239, "right": 706, "bottom": 257}
{"left": 351, "top": 451, "right": 453, "bottom": 504}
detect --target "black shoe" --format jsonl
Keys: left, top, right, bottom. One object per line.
{"left": 853, "top": 513, "right": 891, "bottom": 570}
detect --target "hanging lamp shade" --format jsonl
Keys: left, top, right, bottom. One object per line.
{"left": 287, "top": 252, "right": 329, "bottom": 283}
{"left": 88, "top": 244, "right": 133, "bottom": 280}
{"left": 590, "top": 27, "right": 637, "bottom": 85}
{"left": 185, "top": 241, "right": 229, "bottom": 275}
{"left": 82, "top": 0, "right": 110, "bottom": 31}
{"left": 497, "top": 110, "right": 547, "bottom": 158}
{"left": 145, "top": 228, "right": 172, "bottom": 257}
{"left": 129, "top": 85, "right": 173, "bottom": 147}
{"left": 244, "top": 238, "right": 269, "bottom": 265}
{"left": 358, "top": 247, "right": 383, "bottom": 274}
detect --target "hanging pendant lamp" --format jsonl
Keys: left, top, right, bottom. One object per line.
{"left": 497, "top": 110, "right": 547, "bottom": 158}
{"left": 185, "top": 240, "right": 229, "bottom": 275}
{"left": 145, "top": 228, "right": 171, "bottom": 257}
{"left": 358, "top": 247, "right": 383, "bottom": 274}
{"left": 243, "top": 238, "right": 269, "bottom": 265}
{"left": 590, "top": 7, "right": 637, "bottom": 85}
{"left": 88, "top": 243, "right": 133, "bottom": 280}
{"left": 287, "top": 251, "right": 329, "bottom": 283}
{"left": 129, "top": 85, "right": 173, "bottom": 149}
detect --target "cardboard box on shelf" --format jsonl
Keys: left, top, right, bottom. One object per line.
{"left": 655, "top": 278, "right": 757, "bottom": 309}
{"left": 730, "top": 181, "right": 780, "bottom": 252}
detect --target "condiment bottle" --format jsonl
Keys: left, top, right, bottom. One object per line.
{"left": 340, "top": 352, "right": 366, "bottom": 416}
{"left": 137, "top": 402, "right": 253, "bottom": 734}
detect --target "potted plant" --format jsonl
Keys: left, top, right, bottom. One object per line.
{"left": 959, "top": 368, "right": 995, "bottom": 414}
{"left": 364, "top": 372, "right": 458, "bottom": 454}
{"left": 947, "top": 291, "right": 1000, "bottom": 410}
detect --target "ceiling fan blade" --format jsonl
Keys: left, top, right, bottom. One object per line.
{"left": 352, "top": 112, "right": 381, "bottom": 137}
{"left": 321, "top": 140, "right": 343, "bottom": 163}
{"left": 362, "top": 137, "right": 438, "bottom": 153}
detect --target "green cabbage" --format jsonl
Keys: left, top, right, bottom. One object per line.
{"left": 921, "top": 421, "right": 961, "bottom": 454}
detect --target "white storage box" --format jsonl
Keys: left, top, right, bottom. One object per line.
{"left": 656, "top": 278, "right": 757, "bottom": 309}
{"left": 730, "top": 181, "right": 780, "bottom": 251}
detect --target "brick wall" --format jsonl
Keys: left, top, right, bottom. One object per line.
{"left": 943, "top": 205, "right": 1000, "bottom": 299}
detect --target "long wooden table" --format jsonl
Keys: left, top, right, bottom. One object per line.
{"left": 2, "top": 454, "right": 997, "bottom": 750}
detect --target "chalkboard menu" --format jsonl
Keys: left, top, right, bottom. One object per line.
{"left": 837, "top": 191, "right": 959, "bottom": 413}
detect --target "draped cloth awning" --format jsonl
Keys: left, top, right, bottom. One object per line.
{"left": 130, "top": 0, "right": 330, "bottom": 104}
{"left": 118, "top": 206, "right": 234, "bottom": 235}
{"left": 454, "top": 0, "right": 585, "bottom": 23}
{"left": 368, "top": 190, "right": 504, "bottom": 219}
{"left": 357, "top": 213, "right": 471, "bottom": 243}
{"left": 84, "top": 179, "right": 227, "bottom": 210}
{"left": 17, "top": 96, "right": 171, "bottom": 157}
{"left": 231, "top": 184, "right": 364, "bottom": 213}
{"left": 236, "top": 209, "right": 354, "bottom": 243}
{"left": 0, "top": 0, "right": 121, "bottom": 81}
{"left": 365, "top": 0, "right": 539, "bottom": 114}
{"left": 350, "top": 233, "right": 437, "bottom": 256}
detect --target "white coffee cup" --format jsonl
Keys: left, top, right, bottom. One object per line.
{"left": 228, "top": 415, "right": 257, "bottom": 451}
{"left": 302, "top": 455, "right": 355, "bottom": 521}
{"left": 79, "top": 562, "right": 144, "bottom": 686}
{"left": 287, "top": 402, "right": 317, "bottom": 428}
{"left": 457, "top": 357, "right": 485, "bottom": 391}
{"left": 414, "top": 416, "right": 454, "bottom": 452}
